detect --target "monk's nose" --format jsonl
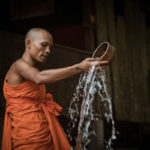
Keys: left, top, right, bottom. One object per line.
{"left": 45, "top": 47, "right": 51, "bottom": 54}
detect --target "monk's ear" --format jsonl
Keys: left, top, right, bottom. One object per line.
{"left": 26, "top": 38, "right": 31, "bottom": 49}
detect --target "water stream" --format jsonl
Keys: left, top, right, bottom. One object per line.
{"left": 67, "top": 61, "right": 116, "bottom": 150}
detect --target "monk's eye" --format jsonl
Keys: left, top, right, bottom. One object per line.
{"left": 41, "top": 43, "right": 47, "bottom": 47}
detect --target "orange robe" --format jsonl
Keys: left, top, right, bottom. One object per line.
{"left": 2, "top": 75, "right": 71, "bottom": 150}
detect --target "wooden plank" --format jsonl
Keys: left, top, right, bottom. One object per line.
{"left": 95, "top": 0, "right": 113, "bottom": 107}
{"left": 115, "top": 16, "right": 130, "bottom": 121}
{"left": 82, "top": 0, "right": 95, "bottom": 51}
{"left": 146, "top": 28, "right": 150, "bottom": 122}
{"left": 124, "top": 0, "right": 150, "bottom": 123}
{"left": 132, "top": 3, "right": 146, "bottom": 122}
{"left": 146, "top": 28, "right": 150, "bottom": 67}
{"left": 143, "top": 27, "right": 150, "bottom": 122}
{"left": 146, "top": 28, "right": 150, "bottom": 70}
{"left": 146, "top": 28, "right": 150, "bottom": 62}
{"left": 137, "top": 12, "right": 150, "bottom": 122}
{"left": 124, "top": 0, "right": 137, "bottom": 122}
{"left": 95, "top": 0, "right": 112, "bottom": 99}
{"left": 95, "top": 0, "right": 108, "bottom": 43}
{"left": 95, "top": 0, "right": 109, "bottom": 148}
{"left": 105, "top": 0, "right": 121, "bottom": 122}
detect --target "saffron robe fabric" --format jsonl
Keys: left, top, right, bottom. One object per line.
{"left": 2, "top": 75, "right": 71, "bottom": 150}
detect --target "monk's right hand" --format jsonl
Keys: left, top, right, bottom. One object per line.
{"left": 77, "top": 58, "right": 108, "bottom": 71}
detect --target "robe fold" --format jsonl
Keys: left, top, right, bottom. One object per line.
{"left": 2, "top": 75, "right": 71, "bottom": 150}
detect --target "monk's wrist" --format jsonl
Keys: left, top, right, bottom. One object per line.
{"left": 74, "top": 64, "right": 82, "bottom": 73}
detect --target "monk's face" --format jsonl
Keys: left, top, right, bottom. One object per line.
{"left": 29, "top": 31, "right": 53, "bottom": 63}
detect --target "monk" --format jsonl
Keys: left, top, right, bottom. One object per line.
{"left": 2, "top": 28, "right": 108, "bottom": 150}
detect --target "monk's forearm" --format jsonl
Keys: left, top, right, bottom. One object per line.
{"left": 36, "top": 64, "right": 82, "bottom": 84}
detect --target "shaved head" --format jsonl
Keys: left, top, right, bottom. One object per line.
{"left": 23, "top": 28, "right": 53, "bottom": 63}
{"left": 25, "top": 28, "right": 53, "bottom": 46}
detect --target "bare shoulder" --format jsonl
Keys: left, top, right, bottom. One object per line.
{"left": 7, "top": 58, "right": 40, "bottom": 85}
{"left": 7, "top": 58, "right": 27, "bottom": 85}
{"left": 14, "top": 58, "right": 30, "bottom": 71}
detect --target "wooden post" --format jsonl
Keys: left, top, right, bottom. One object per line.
{"left": 115, "top": 16, "right": 130, "bottom": 120}
{"left": 95, "top": 0, "right": 108, "bottom": 149}
{"left": 146, "top": 28, "right": 150, "bottom": 120}
{"left": 82, "top": 0, "right": 96, "bottom": 51}
{"left": 105, "top": 0, "right": 118, "bottom": 118}
{"left": 124, "top": 0, "right": 150, "bottom": 122}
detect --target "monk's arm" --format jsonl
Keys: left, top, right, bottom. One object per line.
{"left": 36, "top": 64, "right": 82, "bottom": 84}
{"left": 16, "top": 58, "right": 107, "bottom": 84}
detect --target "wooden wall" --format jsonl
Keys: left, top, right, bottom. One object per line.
{"left": 95, "top": 0, "right": 150, "bottom": 123}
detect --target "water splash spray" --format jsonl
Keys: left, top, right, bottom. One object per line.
{"left": 67, "top": 61, "right": 116, "bottom": 150}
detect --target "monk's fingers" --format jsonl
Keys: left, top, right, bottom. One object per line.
{"left": 99, "top": 61, "right": 108, "bottom": 65}
{"left": 91, "top": 60, "right": 108, "bottom": 66}
{"left": 86, "top": 61, "right": 108, "bottom": 69}
{"left": 86, "top": 57, "right": 99, "bottom": 62}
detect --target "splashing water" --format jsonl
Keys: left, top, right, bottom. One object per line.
{"left": 67, "top": 61, "right": 116, "bottom": 150}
